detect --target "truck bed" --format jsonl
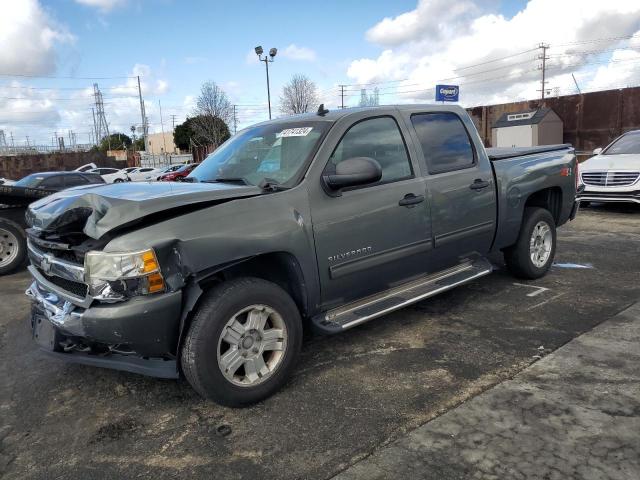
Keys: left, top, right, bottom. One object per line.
{"left": 486, "top": 144, "right": 573, "bottom": 161}
{"left": 488, "top": 144, "right": 576, "bottom": 251}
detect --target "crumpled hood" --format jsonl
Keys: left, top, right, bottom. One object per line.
{"left": 26, "top": 181, "right": 262, "bottom": 239}
{"left": 581, "top": 153, "right": 640, "bottom": 171}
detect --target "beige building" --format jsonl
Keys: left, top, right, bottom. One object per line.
{"left": 491, "top": 108, "right": 563, "bottom": 148}
{"left": 146, "top": 132, "right": 177, "bottom": 154}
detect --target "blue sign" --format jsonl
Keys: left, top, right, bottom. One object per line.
{"left": 435, "top": 84, "right": 459, "bottom": 102}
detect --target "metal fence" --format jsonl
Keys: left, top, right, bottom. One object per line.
{"left": 139, "top": 153, "right": 193, "bottom": 168}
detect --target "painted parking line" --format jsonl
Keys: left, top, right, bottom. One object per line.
{"left": 512, "top": 283, "right": 550, "bottom": 297}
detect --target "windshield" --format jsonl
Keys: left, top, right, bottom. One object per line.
{"left": 14, "top": 174, "right": 45, "bottom": 188}
{"left": 189, "top": 121, "right": 329, "bottom": 187}
{"left": 603, "top": 133, "right": 640, "bottom": 155}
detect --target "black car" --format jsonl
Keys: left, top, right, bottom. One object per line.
{"left": 0, "top": 171, "right": 105, "bottom": 274}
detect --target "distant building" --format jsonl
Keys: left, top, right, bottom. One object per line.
{"left": 491, "top": 108, "right": 563, "bottom": 148}
{"left": 146, "top": 132, "right": 177, "bottom": 154}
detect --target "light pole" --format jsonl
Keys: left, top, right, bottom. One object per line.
{"left": 255, "top": 45, "right": 277, "bottom": 119}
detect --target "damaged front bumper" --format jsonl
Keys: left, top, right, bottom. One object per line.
{"left": 26, "top": 271, "right": 183, "bottom": 379}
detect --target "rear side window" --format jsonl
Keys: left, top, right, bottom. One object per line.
{"left": 327, "top": 116, "right": 412, "bottom": 184}
{"left": 411, "top": 113, "right": 475, "bottom": 173}
{"left": 39, "top": 176, "right": 65, "bottom": 189}
{"left": 64, "top": 174, "right": 91, "bottom": 187}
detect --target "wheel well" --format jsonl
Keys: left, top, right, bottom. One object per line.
{"left": 524, "top": 187, "right": 562, "bottom": 224}
{"left": 201, "top": 252, "right": 309, "bottom": 318}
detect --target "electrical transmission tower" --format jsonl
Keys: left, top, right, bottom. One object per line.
{"left": 0, "top": 130, "right": 7, "bottom": 154}
{"left": 93, "top": 83, "right": 110, "bottom": 145}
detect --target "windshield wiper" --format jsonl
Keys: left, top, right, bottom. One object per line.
{"left": 258, "top": 178, "right": 287, "bottom": 192}
{"left": 202, "top": 177, "right": 250, "bottom": 185}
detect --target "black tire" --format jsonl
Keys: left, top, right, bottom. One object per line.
{"left": 504, "top": 207, "right": 556, "bottom": 280}
{"left": 113, "top": 178, "right": 124, "bottom": 183}
{"left": 181, "top": 277, "right": 302, "bottom": 407}
{"left": 0, "top": 219, "right": 27, "bottom": 275}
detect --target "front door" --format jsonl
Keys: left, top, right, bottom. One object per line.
{"left": 310, "top": 114, "right": 432, "bottom": 309}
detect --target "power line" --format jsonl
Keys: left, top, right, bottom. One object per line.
{"left": 454, "top": 47, "right": 539, "bottom": 71}
{"left": 0, "top": 73, "right": 137, "bottom": 79}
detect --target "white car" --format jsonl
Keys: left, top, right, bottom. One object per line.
{"left": 89, "top": 167, "right": 129, "bottom": 183}
{"left": 579, "top": 130, "right": 640, "bottom": 205}
{"left": 0, "top": 178, "right": 14, "bottom": 185}
{"left": 124, "top": 167, "right": 158, "bottom": 182}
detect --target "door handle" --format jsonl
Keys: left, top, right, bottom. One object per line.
{"left": 399, "top": 193, "right": 425, "bottom": 207}
{"left": 469, "top": 179, "right": 490, "bottom": 190}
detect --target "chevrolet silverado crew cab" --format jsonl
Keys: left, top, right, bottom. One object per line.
{"left": 25, "top": 105, "right": 578, "bottom": 406}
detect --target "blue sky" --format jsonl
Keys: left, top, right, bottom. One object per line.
{"left": 2, "top": 0, "right": 639, "bottom": 145}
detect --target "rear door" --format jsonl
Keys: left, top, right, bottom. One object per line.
{"left": 405, "top": 110, "right": 496, "bottom": 270}
{"left": 309, "top": 112, "right": 433, "bottom": 309}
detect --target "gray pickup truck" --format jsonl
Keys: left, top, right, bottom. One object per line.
{"left": 25, "top": 105, "right": 578, "bottom": 406}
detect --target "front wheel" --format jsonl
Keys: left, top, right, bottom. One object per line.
{"left": 504, "top": 207, "right": 556, "bottom": 279}
{"left": 181, "top": 277, "right": 302, "bottom": 407}
{"left": 113, "top": 178, "right": 124, "bottom": 183}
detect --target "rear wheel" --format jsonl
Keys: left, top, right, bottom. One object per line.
{"left": 0, "top": 220, "right": 26, "bottom": 275}
{"left": 504, "top": 207, "right": 556, "bottom": 279}
{"left": 113, "top": 178, "right": 124, "bottom": 183}
{"left": 181, "top": 277, "right": 302, "bottom": 407}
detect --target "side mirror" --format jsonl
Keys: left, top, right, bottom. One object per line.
{"left": 323, "top": 157, "right": 382, "bottom": 191}
{"left": 592, "top": 147, "right": 603, "bottom": 155}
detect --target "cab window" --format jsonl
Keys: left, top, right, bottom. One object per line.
{"left": 411, "top": 112, "right": 475, "bottom": 173}
{"left": 326, "top": 116, "right": 412, "bottom": 185}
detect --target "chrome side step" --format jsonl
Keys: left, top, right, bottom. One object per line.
{"left": 311, "top": 257, "right": 494, "bottom": 334}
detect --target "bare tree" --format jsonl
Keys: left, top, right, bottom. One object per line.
{"left": 279, "top": 74, "right": 319, "bottom": 115}
{"left": 191, "top": 81, "right": 233, "bottom": 147}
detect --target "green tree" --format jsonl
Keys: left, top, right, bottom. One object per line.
{"left": 174, "top": 115, "right": 230, "bottom": 151}
{"left": 98, "top": 133, "right": 132, "bottom": 151}
{"left": 133, "top": 137, "right": 145, "bottom": 151}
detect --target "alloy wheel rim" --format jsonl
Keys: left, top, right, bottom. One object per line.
{"left": 217, "top": 304, "right": 287, "bottom": 387}
{"left": 0, "top": 228, "right": 19, "bottom": 268}
{"left": 529, "top": 221, "right": 552, "bottom": 268}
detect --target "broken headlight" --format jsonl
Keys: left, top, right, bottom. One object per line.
{"left": 84, "top": 249, "right": 165, "bottom": 295}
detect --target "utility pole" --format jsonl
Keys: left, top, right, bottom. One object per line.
{"left": 339, "top": 85, "right": 345, "bottom": 109}
{"left": 232, "top": 105, "right": 238, "bottom": 135}
{"left": 137, "top": 75, "right": 147, "bottom": 151}
{"left": 10, "top": 132, "right": 15, "bottom": 155}
{"left": 159, "top": 99, "right": 167, "bottom": 154}
{"left": 538, "top": 43, "right": 549, "bottom": 102}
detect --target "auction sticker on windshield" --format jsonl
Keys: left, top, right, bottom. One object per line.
{"left": 278, "top": 127, "right": 313, "bottom": 137}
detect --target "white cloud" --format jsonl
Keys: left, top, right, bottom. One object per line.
{"left": 366, "top": 0, "right": 479, "bottom": 47}
{"left": 74, "top": 0, "right": 126, "bottom": 11}
{"left": 280, "top": 44, "right": 317, "bottom": 61}
{"left": 0, "top": 0, "right": 75, "bottom": 76}
{"left": 347, "top": 0, "right": 640, "bottom": 106}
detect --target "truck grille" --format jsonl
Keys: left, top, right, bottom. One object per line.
{"left": 37, "top": 268, "right": 89, "bottom": 298}
{"left": 582, "top": 171, "right": 639, "bottom": 187}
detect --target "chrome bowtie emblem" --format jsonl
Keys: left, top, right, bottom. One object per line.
{"left": 41, "top": 254, "right": 53, "bottom": 275}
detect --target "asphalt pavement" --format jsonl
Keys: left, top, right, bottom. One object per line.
{"left": 334, "top": 301, "right": 640, "bottom": 479}
{"left": 1, "top": 204, "right": 639, "bottom": 479}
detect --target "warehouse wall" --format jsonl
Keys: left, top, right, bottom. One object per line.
{"left": 467, "top": 86, "right": 640, "bottom": 150}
